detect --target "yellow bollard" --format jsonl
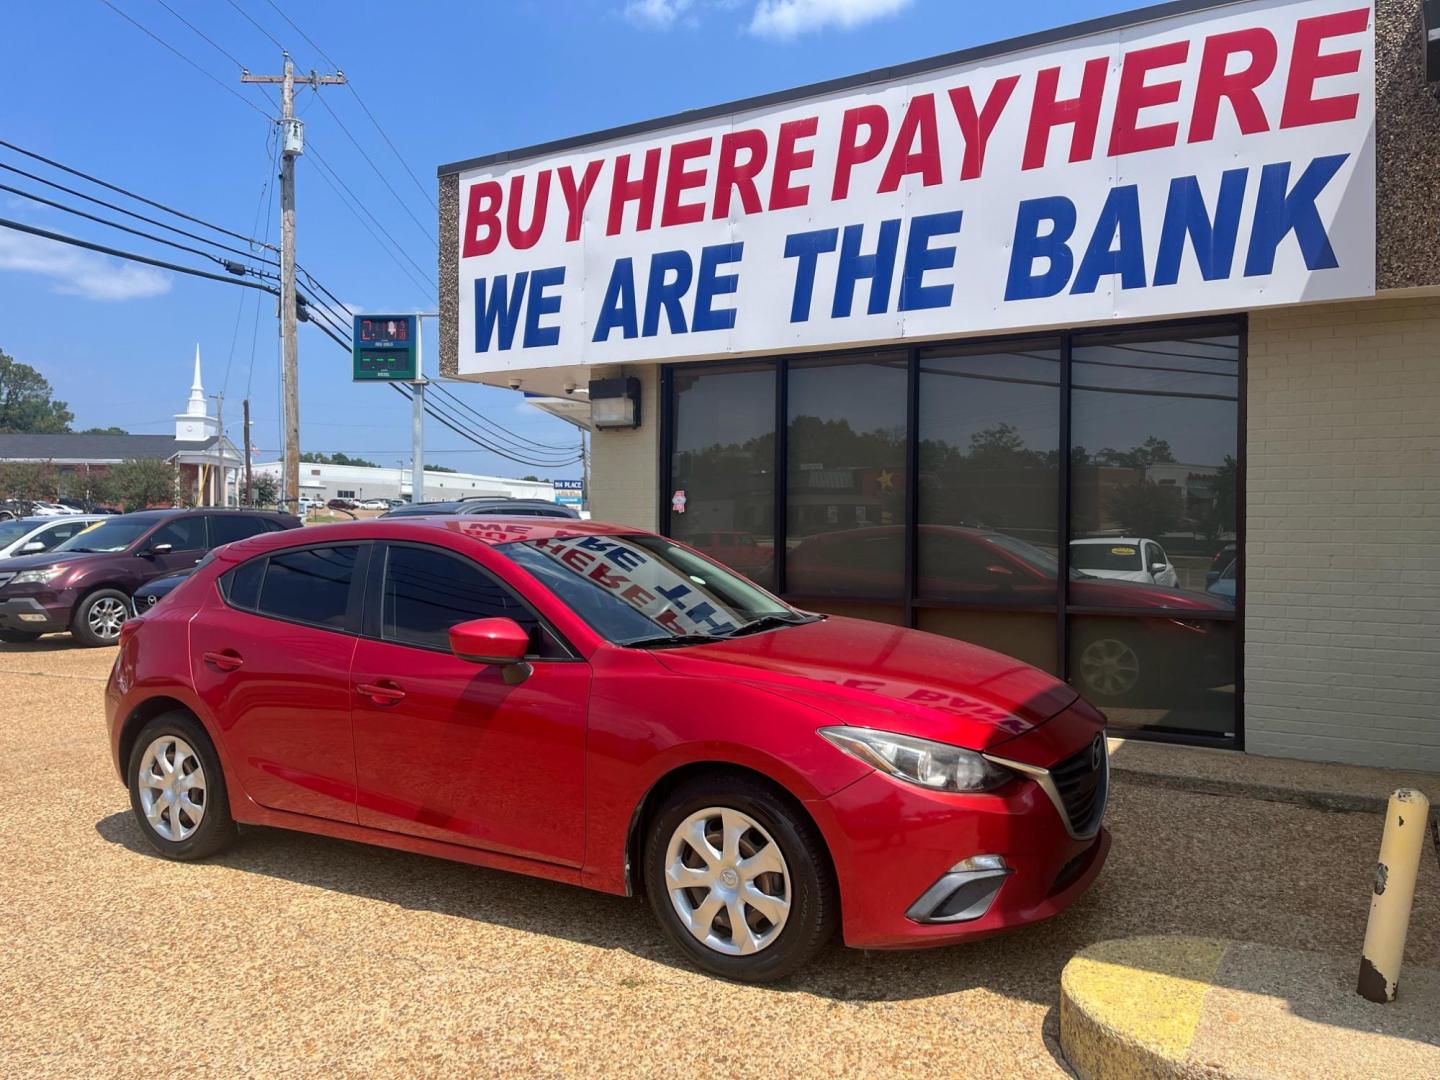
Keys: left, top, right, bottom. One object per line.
{"left": 1357, "top": 788, "right": 1431, "bottom": 1003}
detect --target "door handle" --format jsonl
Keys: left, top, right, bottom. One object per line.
{"left": 202, "top": 650, "right": 244, "bottom": 672}
{"left": 356, "top": 680, "right": 406, "bottom": 705}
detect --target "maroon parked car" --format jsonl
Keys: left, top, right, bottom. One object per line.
{"left": 0, "top": 508, "right": 298, "bottom": 646}
{"left": 786, "top": 525, "right": 1232, "bottom": 703}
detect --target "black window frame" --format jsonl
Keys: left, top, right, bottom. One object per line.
{"left": 659, "top": 314, "right": 1246, "bottom": 751}
{"left": 218, "top": 541, "right": 371, "bottom": 636}
{"left": 360, "top": 540, "right": 579, "bottom": 661}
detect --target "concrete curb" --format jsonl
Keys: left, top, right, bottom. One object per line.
{"left": 1107, "top": 763, "right": 1391, "bottom": 814}
{"left": 1059, "top": 936, "right": 1440, "bottom": 1079}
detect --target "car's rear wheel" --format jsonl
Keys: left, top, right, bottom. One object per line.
{"left": 70, "top": 588, "right": 130, "bottom": 647}
{"left": 127, "top": 711, "right": 237, "bottom": 860}
{"left": 0, "top": 629, "right": 41, "bottom": 643}
{"left": 1076, "top": 634, "right": 1144, "bottom": 701}
{"left": 643, "top": 773, "right": 837, "bottom": 982}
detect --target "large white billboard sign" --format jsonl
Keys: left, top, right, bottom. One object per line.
{"left": 455, "top": 0, "right": 1374, "bottom": 374}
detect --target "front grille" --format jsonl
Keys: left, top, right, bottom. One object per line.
{"left": 1049, "top": 735, "right": 1108, "bottom": 838}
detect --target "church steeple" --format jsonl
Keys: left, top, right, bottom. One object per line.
{"left": 185, "top": 344, "right": 207, "bottom": 418}
{"left": 175, "top": 344, "right": 219, "bottom": 443}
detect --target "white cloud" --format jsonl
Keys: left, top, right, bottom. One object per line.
{"left": 749, "top": 0, "right": 912, "bottom": 38}
{"left": 0, "top": 230, "right": 172, "bottom": 301}
{"left": 625, "top": 0, "right": 694, "bottom": 27}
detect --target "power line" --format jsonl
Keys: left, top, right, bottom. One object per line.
{"left": 304, "top": 144, "right": 436, "bottom": 298}
{"left": 0, "top": 139, "right": 275, "bottom": 252}
{"left": 97, "top": 0, "right": 272, "bottom": 119}
{"left": 223, "top": 0, "right": 284, "bottom": 52}
{"left": 259, "top": 0, "right": 437, "bottom": 211}
{"left": 0, "top": 216, "right": 279, "bottom": 295}
{"left": 311, "top": 91, "right": 436, "bottom": 243}
{"left": 0, "top": 180, "right": 271, "bottom": 278}
{"left": 428, "top": 382, "right": 581, "bottom": 453}
{"left": 0, "top": 160, "right": 279, "bottom": 266}
{"left": 153, "top": 0, "right": 247, "bottom": 69}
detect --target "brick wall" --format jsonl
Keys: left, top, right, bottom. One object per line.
{"left": 1246, "top": 296, "right": 1440, "bottom": 770}
{"left": 588, "top": 365, "right": 660, "bottom": 530}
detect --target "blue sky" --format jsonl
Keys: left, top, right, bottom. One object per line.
{"left": 0, "top": 0, "right": 1133, "bottom": 479}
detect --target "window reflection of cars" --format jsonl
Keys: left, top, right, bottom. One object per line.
{"left": 1069, "top": 538, "right": 1179, "bottom": 588}
{"left": 1207, "top": 559, "right": 1236, "bottom": 605}
{"left": 785, "top": 525, "right": 1231, "bottom": 703}
{"left": 681, "top": 529, "right": 775, "bottom": 577}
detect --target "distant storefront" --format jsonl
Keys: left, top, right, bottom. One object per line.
{"left": 437, "top": 0, "right": 1440, "bottom": 770}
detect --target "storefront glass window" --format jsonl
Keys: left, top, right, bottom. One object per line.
{"left": 669, "top": 363, "right": 777, "bottom": 588}
{"left": 917, "top": 343, "right": 1060, "bottom": 604}
{"left": 661, "top": 320, "right": 1243, "bottom": 747}
{"left": 1068, "top": 330, "right": 1239, "bottom": 736}
{"left": 785, "top": 352, "right": 908, "bottom": 597}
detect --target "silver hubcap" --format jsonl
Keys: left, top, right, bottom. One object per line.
{"left": 87, "top": 596, "right": 127, "bottom": 639}
{"left": 665, "top": 807, "right": 791, "bottom": 956}
{"left": 136, "top": 736, "right": 206, "bottom": 841}
{"left": 1080, "top": 637, "right": 1141, "bottom": 697}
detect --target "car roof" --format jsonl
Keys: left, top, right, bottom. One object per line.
{"left": 210, "top": 515, "right": 643, "bottom": 561}
{"left": 14, "top": 515, "right": 102, "bottom": 526}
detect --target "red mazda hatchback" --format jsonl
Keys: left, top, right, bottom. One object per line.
{"left": 106, "top": 517, "right": 1109, "bottom": 981}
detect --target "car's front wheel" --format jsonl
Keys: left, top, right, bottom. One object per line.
{"left": 127, "top": 711, "right": 237, "bottom": 860}
{"left": 643, "top": 773, "right": 837, "bottom": 982}
{"left": 71, "top": 588, "right": 130, "bottom": 647}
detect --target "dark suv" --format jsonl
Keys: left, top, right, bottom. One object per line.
{"left": 0, "top": 508, "right": 299, "bottom": 646}
{"left": 380, "top": 496, "right": 579, "bottom": 520}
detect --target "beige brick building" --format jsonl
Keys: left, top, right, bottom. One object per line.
{"left": 439, "top": 0, "right": 1440, "bottom": 769}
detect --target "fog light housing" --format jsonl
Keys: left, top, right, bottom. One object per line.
{"left": 906, "top": 856, "right": 1014, "bottom": 924}
{"left": 951, "top": 854, "right": 1008, "bottom": 873}
{"left": 17, "top": 613, "right": 47, "bottom": 623}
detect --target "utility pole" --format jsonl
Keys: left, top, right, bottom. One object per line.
{"left": 242, "top": 54, "right": 345, "bottom": 512}
{"left": 413, "top": 317, "right": 426, "bottom": 505}
{"left": 242, "top": 398, "right": 253, "bottom": 506}
{"left": 210, "top": 391, "right": 225, "bottom": 506}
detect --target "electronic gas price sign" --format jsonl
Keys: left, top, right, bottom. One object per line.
{"left": 352, "top": 314, "right": 418, "bottom": 380}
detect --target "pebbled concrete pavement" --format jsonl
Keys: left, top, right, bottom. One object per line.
{"left": 1, "top": 639, "right": 1437, "bottom": 1077}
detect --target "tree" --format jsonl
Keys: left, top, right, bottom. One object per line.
{"left": 0, "top": 350, "right": 74, "bottom": 433}
{"left": 249, "top": 473, "right": 279, "bottom": 508}
{"left": 78, "top": 426, "right": 127, "bottom": 435}
{"left": 0, "top": 461, "right": 59, "bottom": 505}
{"left": 1106, "top": 480, "right": 1184, "bottom": 538}
{"left": 520, "top": 475, "right": 540, "bottom": 482}
{"left": 427, "top": 463, "right": 458, "bottom": 473}
{"left": 104, "top": 458, "right": 180, "bottom": 511}
{"left": 1096, "top": 436, "right": 1176, "bottom": 470}
{"left": 299, "top": 451, "right": 379, "bottom": 468}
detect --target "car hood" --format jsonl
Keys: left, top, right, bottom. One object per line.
{"left": 652, "top": 615, "right": 1078, "bottom": 751}
{"left": 0, "top": 550, "right": 112, "bottom": 572}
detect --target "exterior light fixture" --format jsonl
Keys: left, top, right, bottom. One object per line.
{"left": 588, "top": 376, "right": 642, "bottom": 429}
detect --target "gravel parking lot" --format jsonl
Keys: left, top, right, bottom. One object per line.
{"left": 2, "top": 640, "right": 1437, "bottom": 1078}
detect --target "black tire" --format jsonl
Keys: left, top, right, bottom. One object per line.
{"left": 643, "top": 772, "right": 837, "bottom": 983}
{"left": 69, "top": 588, "right": 131, "bottom": 647}
{"left": 126, "top": 710, "right": 237, "bottom": 860}
{"left": 0, "top": 629, "right": 41, "bottom": 643}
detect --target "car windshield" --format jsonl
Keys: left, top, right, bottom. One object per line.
{"left": 1069, "top": 543, "right": 1143, "bottom": 572}
{"left": 0, "top": 521, "right": 34, "bottom": 546}
{"left": 53, "top": 518, "right": 151, "bottom": 553}
{"left": 499, "top": 533, "right": 809, "bottom": 646}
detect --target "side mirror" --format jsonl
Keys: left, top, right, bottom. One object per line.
{"left": 1149, "top": 562, "right": 1168, "bottom": 576}
{"left": 20, "top": 541, "right": 44, "bottom": 553}
{"left": 148, "top": 543, "right": 174, "bottom": 556}
{"left": 449, "top": 617, "right": 532, "bottom": 683}
{"left": 984, "top": 563, "right": 1015, "bottom": 578}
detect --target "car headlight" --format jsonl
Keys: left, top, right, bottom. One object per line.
{"left": 9, "top": 566, "right": 66, "bottom": 586}
{"left": 819, "top": 726, "right": 1015, "bottom": 793}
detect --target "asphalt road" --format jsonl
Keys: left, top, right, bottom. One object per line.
{"left": 2, "top": 638, "right": 1436, "bottom": 1077}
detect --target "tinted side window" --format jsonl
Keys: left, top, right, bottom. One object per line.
{"left": 37, "top": 520, "right": 88, "bottom": 549}
{"left": 257, "top": 546, "right": 359, "bottom": 629}
{"left": 382, "top": 544, "right": 561, "bottom": 657}
{"left": 222, "top": 558, "right": 266, "bottom": 610}
{"left": 209, "top": 515, "right": 272, "bottom": 545}
{"left": 150, "top": 516, "right": 207, "bottom": 551}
